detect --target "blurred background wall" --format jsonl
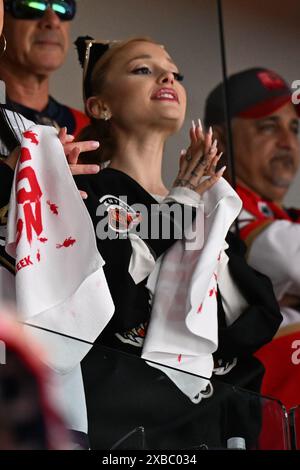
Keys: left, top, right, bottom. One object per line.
{"left": 50, "top": 0, "right": 300, "bottom": 205}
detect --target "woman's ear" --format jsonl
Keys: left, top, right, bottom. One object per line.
{"left": 86, "top": 97, "right": 112, "bottom": 121}
{"left": 86, "top": 96, "right": 103, "bottom": 119}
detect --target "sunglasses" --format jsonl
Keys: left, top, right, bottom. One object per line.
{"left": 4, "top": 0, "right": 76, "bottom": 21}
{"left": 81, "top": 38, "right": 120, "bottom": 99}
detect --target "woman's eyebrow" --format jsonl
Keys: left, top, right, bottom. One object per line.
{"left": 126, "top": 55, "right": 175, "bottom": 66}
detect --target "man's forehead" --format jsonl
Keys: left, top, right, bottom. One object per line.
{"left": 259, "top": 102, "right": 298, "bottom": 120}
{"left": 234, "top": 102, "right": 298, "bottom": 126}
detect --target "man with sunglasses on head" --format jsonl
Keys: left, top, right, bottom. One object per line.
{"left": 0, "top": 0, "right": 89, "bottom": 136}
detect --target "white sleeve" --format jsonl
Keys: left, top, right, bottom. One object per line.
{"left": 247, "top": 220, "right": 300, "bottom": 299}
{"left": 163, "top": 187, "right": 202, "bottom": 207}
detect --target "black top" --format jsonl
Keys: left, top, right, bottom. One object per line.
{"left": 0, "top": 160, "right": 13, "bottom": 207}
{"left": 0, "top": 161, "right": 14, "bottom": 272}
{"left": 0, "top": 164, "right": 283, "bottom": 449}
{"left": 75, "top": 168, "right": 282, "bottom": 449}
{"left": 75, "top": 168, "right": 191, "bottom": 353}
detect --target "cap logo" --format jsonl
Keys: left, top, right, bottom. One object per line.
{"left": 257, "top": 71, "right": 286, "bottom": 90}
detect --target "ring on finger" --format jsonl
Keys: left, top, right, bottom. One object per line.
{"left": 175, "top": 178, "right": 189, "bottom": 187}
{"left": 194, "top": 153, "right": 206, "bottom": 167}
{"left": 197, "top": 157, "right": 208, "bottom": 168}
{"left": 185, "top": 151, "right": 193, "bottom": 162}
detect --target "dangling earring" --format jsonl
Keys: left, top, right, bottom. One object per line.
{"left": 101, "top": 109, "right": 111, "bottom": 121}
{"left": 0, "top": 35, "right": 7, "bottom": 58}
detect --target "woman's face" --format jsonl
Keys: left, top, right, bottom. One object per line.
{"left": 100, "top": 41, "right": 187, "bottom": 135}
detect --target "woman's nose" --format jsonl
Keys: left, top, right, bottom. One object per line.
{"left": 159, "top": 71, "right": 174, "bottom": 85}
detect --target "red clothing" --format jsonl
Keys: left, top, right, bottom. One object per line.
{"left": 237, "top": 183, "right": 300, "bottom": 410}
{"left": 237, "top": 184, "right": 300, "bottom": 242}
{"left": 70, "top": 107, "right": 90, "bottom": 137}
{"left": 256, "top": 328, "right": 300, "bottom": 411}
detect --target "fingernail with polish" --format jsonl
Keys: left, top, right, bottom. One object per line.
{"left": 208, "top": 126, "right": 213, "bottom": 136}
{"left": 197, "top": 118, "right": 203, "bottom": 131}
{"left": 192, "top": 120, "right": 196, "bottom": 130}
{"left": 91, "top": 165, "right": 100, "bottom": 173}
{"left": 217, "top": 165, "right": 226, "bottom": 176}
{"left": 180, "top": 149, "right": 187, "bottom": 155}
{"left": 91, "top": 141, "right": 100, "bottom": 149}
{"left": 212, "top": 138, "right": 218, "bottom": 148}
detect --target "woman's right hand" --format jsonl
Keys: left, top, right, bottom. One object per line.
{"left": 173, "top": 119, "right": 225, "bottom": 195}
{"left": 4, "top": 128, "right": 100, "bottom": 177}
{"left": 3, "top": 128, "right": 100, "bottom": 200}
{"left": 58, "top": 127, "right": 100, "bottom": 176}
{"left": 58, "top": 127, "right": 101, "bottom": 199}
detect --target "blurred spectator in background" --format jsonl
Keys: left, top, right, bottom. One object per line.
{"left": 204, "top": 67, "right": 300, "bottom": 411}
{"left": 0, "top": 0, "right": 89, "bottom": 135}
{"left": 0, "top": 310, "right": 70, "bottom": 449}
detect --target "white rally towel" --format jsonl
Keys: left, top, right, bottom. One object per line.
{"left": 142, "top": 178, "right": 242, "bottom": 402}
{"left": 5, "top": 125, "right": 114, "bottom": 373}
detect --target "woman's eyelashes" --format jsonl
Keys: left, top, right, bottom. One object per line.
{"left": 173, "top": 72, "right": 184, "bottom": 82}
{"left": 132, "top": 66, "right": 152, "bottom": 75}
{"left": 131, "top": 66, "right": 184, "bottom": 81}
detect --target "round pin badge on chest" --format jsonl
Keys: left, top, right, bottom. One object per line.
{"left": 98, "top": 195, "right": 142, "bottom": 238}
{"left": 258, "top": 201, "right": 273, "bottom": 218}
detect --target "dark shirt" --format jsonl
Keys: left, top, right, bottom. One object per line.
{"left": 6, "top": 96, "right": 89, "bottom": 136}
{"left": 75, "top": 168, "right": 189, "bottom": 353}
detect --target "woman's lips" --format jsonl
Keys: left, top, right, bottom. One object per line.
{"left": 151, "top": 87, "right": 179, "bottom": 103}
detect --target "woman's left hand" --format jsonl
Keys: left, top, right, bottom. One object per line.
{"left": 173, "top": 119, "right": 225, "bottom": 196}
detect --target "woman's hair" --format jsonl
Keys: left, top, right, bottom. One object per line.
{"left": 76, "top": 37, "right": 160, "bottom": 164}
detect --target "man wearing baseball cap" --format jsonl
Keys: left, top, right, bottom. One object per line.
{"left": 204, "top": 67, "right": 300, "bottom": 412}
{"left": 0, "top": 0, "right": 89, "bottom": 136}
